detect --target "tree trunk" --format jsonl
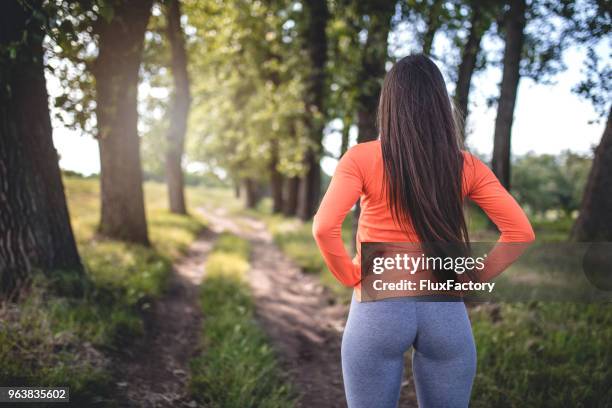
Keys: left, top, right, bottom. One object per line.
{"left": 283, "top": 176, "right": 300, "bottom": 216}
{"left": 244, "top": 178, "right": 261, "bottom": 209}
{"left": 297, "top": 149, "right": 322, "bottom": 219}
{"left": 422, "top": 0, "right": 444, "bottom": 55}
{"left": 340, "top": 113, "right": 351, "bottom": 156}
{"left": 269, "top": 140, "right": 284, "bottom": 213}
{"left": 165, "top": 0, "right": 191, "bottom": 215}
{"left": 0, "top": 2, "right": 82, "bottom": 292}
{"left": 297, "top": 0, "right": 328, "bottom": 220}
{"left": 356, "top": 0, "right": 395, "bottom": 143}
{"left": 234, "top": 179, "right": 241, "bottom": 198}
{"left": 491, "top": 0, "right": 526, "bottom": 190}
{"left": 454, "top": 4, "right": 487, "bottom": 137}
{"left": 94, "top": 0, "right": 153, "bottom": 245}
{"left": 352, "top": 1, "right": 395, "bottom": 253}
{"left": 572, "top": 107, "right": 612, "bottom": 241}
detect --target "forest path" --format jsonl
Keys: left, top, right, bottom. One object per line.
{"left": 198, "top": 206, "right": 418, "bottom": 408}
{"left": 114, "top": 229, "right": 216, "bottom": 408}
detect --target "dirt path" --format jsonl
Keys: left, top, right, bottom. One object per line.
{"left": 114, "top": 229, "right": 215, "bottom": 408}
{"left": 199, "top": 206, "right": 418, "bottom": 408}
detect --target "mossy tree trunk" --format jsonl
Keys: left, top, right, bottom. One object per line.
{"left": 94, "top": 0, "right": 153, "bottom": 245}
{"left": 572, "top": 107, "right": 612, "bottom": 241}
{"left": 0, "top": 1, "right": 82, "bottom": 292}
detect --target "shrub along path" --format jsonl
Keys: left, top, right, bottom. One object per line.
{"left": 113, "top": 229, "right": 216, "bottom": 407}
{"left": 199, "top": 205, "right": 418, "bottom": 408}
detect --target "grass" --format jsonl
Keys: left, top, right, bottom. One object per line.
{"left": 0, "top": 177, "right": 207, "bottom": 405}
{"left": 471, "top": 303, "right": 612, "bottom": 407}
{"left": 190, "top": 232, "right": 295, "bottom": 407}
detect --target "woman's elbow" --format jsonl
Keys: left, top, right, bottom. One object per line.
{"left": 517, "top": 226, "right": 536, "bottom": 243}
{"left": 312, "top": 215, "right": 329, "bottom": 241}
{"left": 501, "top": 226, "right": 536, "bottom": 243}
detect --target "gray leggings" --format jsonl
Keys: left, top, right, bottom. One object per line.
{"left": 341, "top": 295, "right": 476, "bottom": 408}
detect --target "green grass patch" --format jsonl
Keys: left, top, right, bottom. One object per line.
{"left": 190, "top": 233, "right": 295, "bottom": 408}
{"left": 0, "top": 178, "right": 207, "bottom": 405}
{"left": 471, "top": 303, "right": 612, "bottom": 407}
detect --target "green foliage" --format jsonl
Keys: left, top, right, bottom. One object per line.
{"left": 512, "top": 151, "right": 591, "bottom": 218}
{"left": 471, "top": 303, "right": 612, "bottom": 407}
{"left": 184, "top": 0, "right": 308, "bottom": 182}
{"left": 190, "top": 233, "right": 295, "bottom": 407}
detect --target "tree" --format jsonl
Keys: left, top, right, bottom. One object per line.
{"left": 330, "top": 0, "right": 395, "bottom": 250}
{"left": 572, "top": 108, "right": 612, "bottom": 241}
{"left": 421, "top": 0, "right": 444, "bottom": 55}
{"left": 184, "top": 0, "right": 306, "bottom": 213}
{"left": 454, "top": 0, "right": 496, "bottom": 135}
{"left": 164, "top": 0, "right": 191, "bottom": 215}
{"left": 269, "top": 139, "right": 284, "bottom": 213}
{"left": 0, "top": 1, "right": 82, "bottom": 291}
{"left": 354, "top": 0, "right": 397, "bottom": 143}
{"left": 570, "top": 0, "right": 611, "bottom": 241}
{"left": 94, "top": 0, "right": 153, "bottom": 244}
{"left": 401, "top": 0, "right": 456, "bottom": 56}
{"left": 491, "top": 0, "right": 527, "bottom": 189}
{"left": 296, "top": 0, "right": 329, "bottom": 220}
{"left": 490, "top": 0, "right": 572, "bottom": 189}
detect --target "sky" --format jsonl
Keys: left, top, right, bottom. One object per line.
{"left": 49, "top": 14, "right": 608, "bottom": 177}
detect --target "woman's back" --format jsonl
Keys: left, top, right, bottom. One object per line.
{"left": 313, "top": 139, "right": 535, "bottom": 287}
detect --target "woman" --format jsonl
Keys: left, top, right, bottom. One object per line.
{"left": 312, "top": 54, "right": 535, "bottom": 407}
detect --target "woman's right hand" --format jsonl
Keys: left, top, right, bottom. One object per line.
{"left": 353, "top": 286, "right": 362, "bottom": 302}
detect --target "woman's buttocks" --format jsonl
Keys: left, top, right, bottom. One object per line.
{"left": 343, "top": 296, "right": 472, "bottom": 356}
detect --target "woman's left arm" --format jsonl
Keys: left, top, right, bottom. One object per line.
{"left": 312, "top": 149, "right": 364, "bottom": 287}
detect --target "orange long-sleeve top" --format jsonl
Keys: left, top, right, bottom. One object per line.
{"left": 312, "top": 140, "right": 536, "bottom": 288}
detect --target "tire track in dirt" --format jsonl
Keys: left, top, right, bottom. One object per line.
{"left": 113, "top": 229, "right": 216, "bottom": 408}
{"left": 199, "top": 206, "right": 418, "bottom": 408}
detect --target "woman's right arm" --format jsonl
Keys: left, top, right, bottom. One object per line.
{"left": 464, "top": 154, "right": 536, "bottom": 282}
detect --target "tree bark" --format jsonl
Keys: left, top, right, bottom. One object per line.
{"left": 454, "top": 4, "right": 487, "bottom": 137}
{"left": 0, "top": 2, "right": 82, "bottom": 292}
{"left": 234, "top": 179, "right": 241, "bottom": 198}
{"left": 352, "top": 1, "right": 395, "bottom": 253}
{"left": 356, "top": 0, "right": 395, "bottom": 143}
{"left": 283, "top": 176, "right": 300, "bottom": 216}
{"left": 244, "top": 178, "right": 261, "bottom": 209}
{"left": 165, "top": 0, "right": 191, "bottom": 215}
{"left": 297, "top": 0, "right": 329, "bottom": 220}
{"left": 298, "top": 149, "right": 322, "bottom": 219}
{"left": 340, "top": 113, "right": 351, "bottom": 156}
{"left": 491, "top": 0, "right": 526, "bottom": 190}
{"left": 422, "top": 0, "right": 444, "bottom": 55}
{"left": 94, "top": 0, "right": 153, "bottom": 245}
{"left": 269, "top": 140, "right": 284, "bottom": 213}
{"left": 572, "top": 107, "right": 612, "bottom": 241}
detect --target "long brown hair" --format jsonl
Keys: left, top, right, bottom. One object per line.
{"left": 378, "top": 54, "right": 469, "bottom": 281}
